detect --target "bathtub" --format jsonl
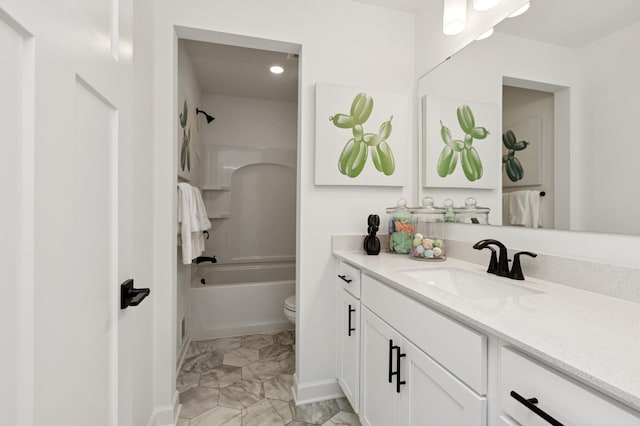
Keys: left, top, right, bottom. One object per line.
{"left": 189, "top": 261, "right": 295, "bottom": 340}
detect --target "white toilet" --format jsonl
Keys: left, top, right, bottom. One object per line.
{"left": 283, "top": 295, "right": 296, "bottom": 325}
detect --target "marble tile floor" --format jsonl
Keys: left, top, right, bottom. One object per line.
{"left": 177, "top": 330, "right": 361, "bottom": 426}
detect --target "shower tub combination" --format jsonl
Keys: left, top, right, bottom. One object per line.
{"left": 189, "top": 260, "right": 295, "bottom": 340}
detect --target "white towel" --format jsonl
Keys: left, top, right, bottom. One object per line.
{"left": 503, "top": 190, "right": 542, "bottom": 228}
{"left": 177, "top": 183, "right": 211, "bottom": 264}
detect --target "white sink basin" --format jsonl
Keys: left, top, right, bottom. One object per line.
{"left": 401, "top": 268, "right": 543, "bottom": 299}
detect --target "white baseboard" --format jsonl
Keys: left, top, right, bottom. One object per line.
{"left": 191, "top": 321, "right": 293, "bottom": 340}
{"left": 145, "top": 391, "right": 179, "bottom": 426}
{"left": 292, "top": 374, "right": 344, "bottom": 406}
{"left": 172, "top": 390, "right": 181, "bottom": 425}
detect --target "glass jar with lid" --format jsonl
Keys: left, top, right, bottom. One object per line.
{"left": 409, "top": 197, "right": 446, "bottom": 261}
{"left": 453, "top": 197, "right": 490, "bottom": 224}
{"left": 385, "top": 199, "right": 414, "bottom": 254}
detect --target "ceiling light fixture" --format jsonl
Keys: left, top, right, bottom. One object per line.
{"left": 475, "top": 27, "right": 494, "bottom": 40}
{"left": 270, "top": 65, "right": 284, "bottom": 74}
{"left": 443, "top": 0, "right": 467, "bottom": 35}
{"left": 508, "top": 1, "right": 530, "bottom": 18}
{"left": 473, "top": 0, "right": 501, "bottom": 11}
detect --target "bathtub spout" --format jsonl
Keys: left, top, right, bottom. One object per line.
{"left": 195, "top": 256, "right": 217, "bottom": 264}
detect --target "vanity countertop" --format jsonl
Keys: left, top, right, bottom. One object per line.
{"left": 334, "top": 250, "right": 640, "bottom": 412}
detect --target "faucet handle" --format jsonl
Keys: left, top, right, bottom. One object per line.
{"left": 509, "top": 251, "right": 537, "bottom": 280}
{"left": 476, "top": 245, "right": 498, "bottom": 274}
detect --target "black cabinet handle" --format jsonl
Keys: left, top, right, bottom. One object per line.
{"left": 388, "top": 340, "right": 406, "bottom": 393}
{"left": 395, "top": 346, "right": 406, "bottom": 393}
{"left": 347, "top": 305, "right": 356, "bottom": 336}
{"left": 388, "top": 340, "right": 395, "bottom": 383}
{"left": 347, "top": 305, "right": 355, "bottom": 336}
{"left": 510, "top": 391, "right": 564, "bottom": 426}
{"left": 338, "top": 274, "right": 352, "bottom": 283}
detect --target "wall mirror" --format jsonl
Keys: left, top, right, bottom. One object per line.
{"left": 417, "top": 0, "right": 640, "bottom": 235}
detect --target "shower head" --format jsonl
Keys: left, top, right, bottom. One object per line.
{"left": 196, "top": 108, "right": 215, "bottom": 124}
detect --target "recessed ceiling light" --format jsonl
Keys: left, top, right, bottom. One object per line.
{"left": 508, "top": 1, "right": 530, "bottom": 18}
{"left": 270, "top": 65, "right": 284, "bottom": 74}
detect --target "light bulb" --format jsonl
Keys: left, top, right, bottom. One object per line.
{"left": 473, "top": 0, "right": 500, "bottom": 11}
{"left": 443, "top": 0, "right": 467, "bottom": 35}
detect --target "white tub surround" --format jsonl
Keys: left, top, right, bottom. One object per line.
{"left": 333, "top": 249, "right": 640, "bottom": 414}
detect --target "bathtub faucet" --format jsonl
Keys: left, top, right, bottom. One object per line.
{"left": 195, "top": 256, "right": 217, "bottom": 264}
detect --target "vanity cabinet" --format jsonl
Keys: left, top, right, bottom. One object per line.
{"left": 334, "top": 254, "right": 640, "bottom": 426}
{"left": 359, "top": 274, "right": 487, "bottom": 426}
{"left": 337, "top": 261, "right": 361, "bottom": 412}
{"left": 499, "top": 347, "right": 640, "bottom": 426}
{"left": 360, "top": 306, "right": 485, "bottom": 426}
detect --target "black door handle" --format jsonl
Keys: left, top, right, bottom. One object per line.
{"left": 120, "top": 279, "right": 150, "bottom": 309}
{"left": 510, "top": 391, "right": 564, "bottom": 426}
{"left": 347, "top": 305, "right": 356, "bottom": 336}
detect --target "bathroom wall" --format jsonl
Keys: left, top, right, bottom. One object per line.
{"left": 200, "top": 94, "right": 297, "bottom": 264}
{"left": 176, "top": 41, "right": 204, "bottom": 365}
{"left": 502, "top": 86, "right": 555, "bottom": 229}
{"left": 148, "top": 0, "right": 416, "bottom": 409}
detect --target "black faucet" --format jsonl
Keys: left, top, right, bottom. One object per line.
{"left": 473, "top": 239, "right": 510, "bottom": 277}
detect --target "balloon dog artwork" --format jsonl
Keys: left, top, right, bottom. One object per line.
{"left": 315, "top": 84, "right": 408, "bottom": 186}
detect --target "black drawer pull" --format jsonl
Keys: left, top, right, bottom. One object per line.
{"left": 510, "top": 391, "right": 564, "bottom": 426}
{"left": 338, "top": 274, "right": 352, "bottom": 283}
{"left": 347, "top": 305, "right": 356, "bottom": 336}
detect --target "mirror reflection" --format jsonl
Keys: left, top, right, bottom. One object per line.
{"left": 418, "top": 0, "right": 640, "bottom": 235}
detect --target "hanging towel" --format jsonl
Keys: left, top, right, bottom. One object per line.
{"left": 177, "top": 183, "right": 211, "bottom": 264}
{"left": 503, "top": 190, "right": 542, "bottom": 228}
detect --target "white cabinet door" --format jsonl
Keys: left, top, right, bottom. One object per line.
{"left": 401, "top": 338, "right": 486, "bottom": 426}
{"left": 361, "top": 307, "right": 403, "bottom": 426}
{"left": 339, "top": 289, "right": 361, "bottom": 413}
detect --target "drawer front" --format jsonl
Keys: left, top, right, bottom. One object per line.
{"left": 362, "top": 274, "right": 487, "bottom": 395}
{"left": 338, "top": 260, "right": 361, "bottom": 299}
{"left": 500, "top": 346, "right": 640, "bottom": 426}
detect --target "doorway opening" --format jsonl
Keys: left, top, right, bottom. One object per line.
{"left": 173, "top": 31, "right": 300, "bottom": 375}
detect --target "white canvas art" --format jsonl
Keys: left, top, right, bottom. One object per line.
{"left": 315, "top": 83, "right": 408, "bottom": 186}
{"left": 502, "top": 117, "right": 543, "bottom": 187}
{"left": 423, "top": 95, "right": 500, "bottom": 189}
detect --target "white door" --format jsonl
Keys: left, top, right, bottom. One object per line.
{"left": 0, "top": 1, "right": 136, "bottom": 425}
{"left": 401, "top": 338, "right": 486, "bottom": 426}
{"left": 338, "top": 289, "right": 360, "bottom": 412}
{"left": 360, "top": 307, "right": 402, "bottom": 426}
